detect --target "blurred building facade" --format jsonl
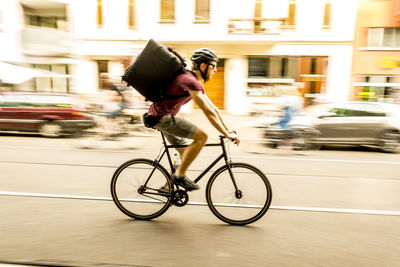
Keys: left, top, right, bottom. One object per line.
{"left": 0, "top": 0, "right": 359, "bottom": 114}
{"left": 0, "top": 0, "right": 74, "bottom": 93}
{"left": 352, "top": 0, "right": 400, "bottom": 104}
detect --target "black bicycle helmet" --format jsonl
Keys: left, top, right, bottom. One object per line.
{"left": 191, "top": 48, "right": 218, "bottom": 82}
{"left": 191, "top": 48, "right": 218, "bottom": 63}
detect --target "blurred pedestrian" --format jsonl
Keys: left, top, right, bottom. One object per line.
{"left": 278, "top": 86, "right": 303, "bottom": 130}
{"left": 100, "top": 73, "right": 127, "bottom": 119}
{"left": 99, "top": 73, "right": 128, "bottom": 139}
{"left": 274, "top": 86, "right": 303, "bottom": 150}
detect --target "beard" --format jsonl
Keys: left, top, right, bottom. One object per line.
{"left": 203, "top": 71, "right": 214, "bottom": 82}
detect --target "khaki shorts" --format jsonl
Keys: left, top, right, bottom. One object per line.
{"left": 154, "top": 115, "right": 197, "bottom": 146}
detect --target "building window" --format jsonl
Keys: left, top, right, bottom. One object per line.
{"left": 247, "top": 56, "right": 299, "bottom": 97}
{"left": 160, "top": 0, "right": 175, "bottom": 23}
{"left": 359, "top": 76, "right": 396, "bottom": 102}
{"left": 367, "top": 28, "right": 400, "bottom": 48}
{"left": 383, "top": 28, "right": 400, "bottom": 47}
{"left": 281, "top": 57, "right": 288, "bottom": 77}
{"left": 195, "top": 0, "right": 210, "bottom": 23}
{"left": 33, "top": 64, "right": 70, "bottom": 93}
{"left": 322, "top": 0, "right": 331, "bottom": 29}
{"left": 97, "top": 0, "right": 103, "bottom": 27}
{"left": 299, "top": 56, "right": 328, "bottom": 105}
{"left": 248, "top": 56, "right": 298, "bottom": 79}
{"left": 253, "top": 0, "right": 262, "bottom": 32}
{"left": 310, "top": 58, "right": 317, "bottom": 74}
{"left": 249, "top": 57, "right": 268, "bottom": 77}
{"left": 284, "top": 0, "right": 296, "bottom": 27}
{"left": 27, "top": 15, "right": 58, "bottom": 28}
{"left": 22, "top": 4, "right": 67, "bottom": 30}
{"left": 97, "top": 60, "right": 108, "bottom": 89}
{"left": 128, "top": 0, "right": 135, "bottom": 28}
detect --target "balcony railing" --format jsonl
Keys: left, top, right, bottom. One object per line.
{"left": 228, "top": 17, "right": 287, "bottom": 35}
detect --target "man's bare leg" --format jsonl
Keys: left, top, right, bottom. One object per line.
{"left": 162, "top": 128, "right": 207, "bottom": 189}
{"left": 176, "top": 128, "right": 208, "bottom": 177}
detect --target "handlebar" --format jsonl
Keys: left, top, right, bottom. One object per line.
{"left": 219, "top": 135, "right": 239, "bottom": 145}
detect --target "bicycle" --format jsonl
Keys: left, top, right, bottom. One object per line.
{"left": 264, "top": 124, "right": 321, "bottom": 151}
{"left": 110, "top": 132, "right": 273, "bottom": 226}
{"left": 69, "top": 108, "right": 156, "bottom": 150}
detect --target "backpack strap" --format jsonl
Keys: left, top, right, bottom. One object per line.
{"left": 167, "top": 47, "right": 187, "bottom": 70}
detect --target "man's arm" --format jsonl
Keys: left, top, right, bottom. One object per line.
{"left": 189, "top": 90, "right": 239, "bottom": 144}
{"left": 203, "top": 94, "right": 232, "bottom": 133}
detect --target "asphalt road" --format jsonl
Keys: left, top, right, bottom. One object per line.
{"left": 1, "top": 133, "right": 400, "bottom": 267}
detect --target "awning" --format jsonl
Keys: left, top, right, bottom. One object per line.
{"left": 0, "top": 62, "right": 44, "bottom": 84}
{"left": 0, "top": 62, "right": 72, "bottom": 84}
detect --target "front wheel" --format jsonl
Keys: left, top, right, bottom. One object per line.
{"left": 111, "top": 158, "right": 173, "bottom": 220}
{"left": 206, "top": 163, "right": 272, "bottom": 226}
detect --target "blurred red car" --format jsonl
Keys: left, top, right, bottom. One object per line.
{"left": 0, "top": 92, "right": 95, "bottom": 137}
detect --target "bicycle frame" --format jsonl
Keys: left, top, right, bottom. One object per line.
{"left": 142, "top": 132, "right": 239, "bottom": 191}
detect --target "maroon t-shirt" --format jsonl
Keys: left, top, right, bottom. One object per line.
{"left": 148, "top": 72, "right": 204, "bottom": 117}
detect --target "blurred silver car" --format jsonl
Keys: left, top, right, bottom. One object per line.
{"left": 264, "top": 101, "right": 400, "bottom": 153}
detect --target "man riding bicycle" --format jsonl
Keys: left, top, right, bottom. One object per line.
{"left": 144, "top": 48, "right": 240, "bottom": 191}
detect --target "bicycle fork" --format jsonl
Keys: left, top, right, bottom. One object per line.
{"left": 220, "top": 137, "right": 242, "bottom": 199}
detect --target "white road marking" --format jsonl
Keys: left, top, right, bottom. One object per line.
{"left": 1, "top": 191, "right": 400, "bottom": 216}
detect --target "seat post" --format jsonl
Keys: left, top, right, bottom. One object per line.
{"left": 160, "top": 131, "right": 176, "bottom": 172}
{"left": 160, "top": 132, "right": 168, "bottom": 147}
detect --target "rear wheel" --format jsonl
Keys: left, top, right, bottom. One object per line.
{"left": 292, "top": 128, "right": 320, "bottom": 151}
{"left": 206, "top": 163, "right": 272, "bottom": 226}
{"left": 111, "top": 158, "right": 173, "bottom": 220}
{"left": 38, "top": 121, "right": 63, "bottom": 137}
{"left": 380, "top": 130, "right": 400, "bottom": 153}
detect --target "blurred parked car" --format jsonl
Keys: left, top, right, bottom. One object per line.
{"left": 0, "top": 92, "right": 95, "bottom": 137}
{"left": 263, "top": 101, "right": 400, "bottom": 153}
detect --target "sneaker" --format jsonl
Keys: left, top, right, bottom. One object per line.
{"left": 171, "top": 174, "right": 200, "bottom": 191}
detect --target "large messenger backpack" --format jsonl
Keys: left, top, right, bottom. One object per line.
{"left": 122, "top": 39, "right": 188, "bottom": 102}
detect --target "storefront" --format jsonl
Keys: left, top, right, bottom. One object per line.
{"left": 352, "top": 0, "right": 400, "bottom": 104}
{"left": 352, "top": 55, "right": 400, "bottom": 104}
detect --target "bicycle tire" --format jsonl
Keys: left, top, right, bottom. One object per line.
{"left": 206, "top": 162, "right": 272, "bottom": 226}
{"left": 111, "top": 158, "right": 173, "bottom": 220}
{"left": 292, "top": 128, "right": 321, "bottom": 151}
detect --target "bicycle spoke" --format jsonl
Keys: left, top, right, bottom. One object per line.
{"left": 206, "top": 163, "right": 272, "bottom": 225}
{"left": 111, "top": 159, "right": 172, "bottom": 220}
